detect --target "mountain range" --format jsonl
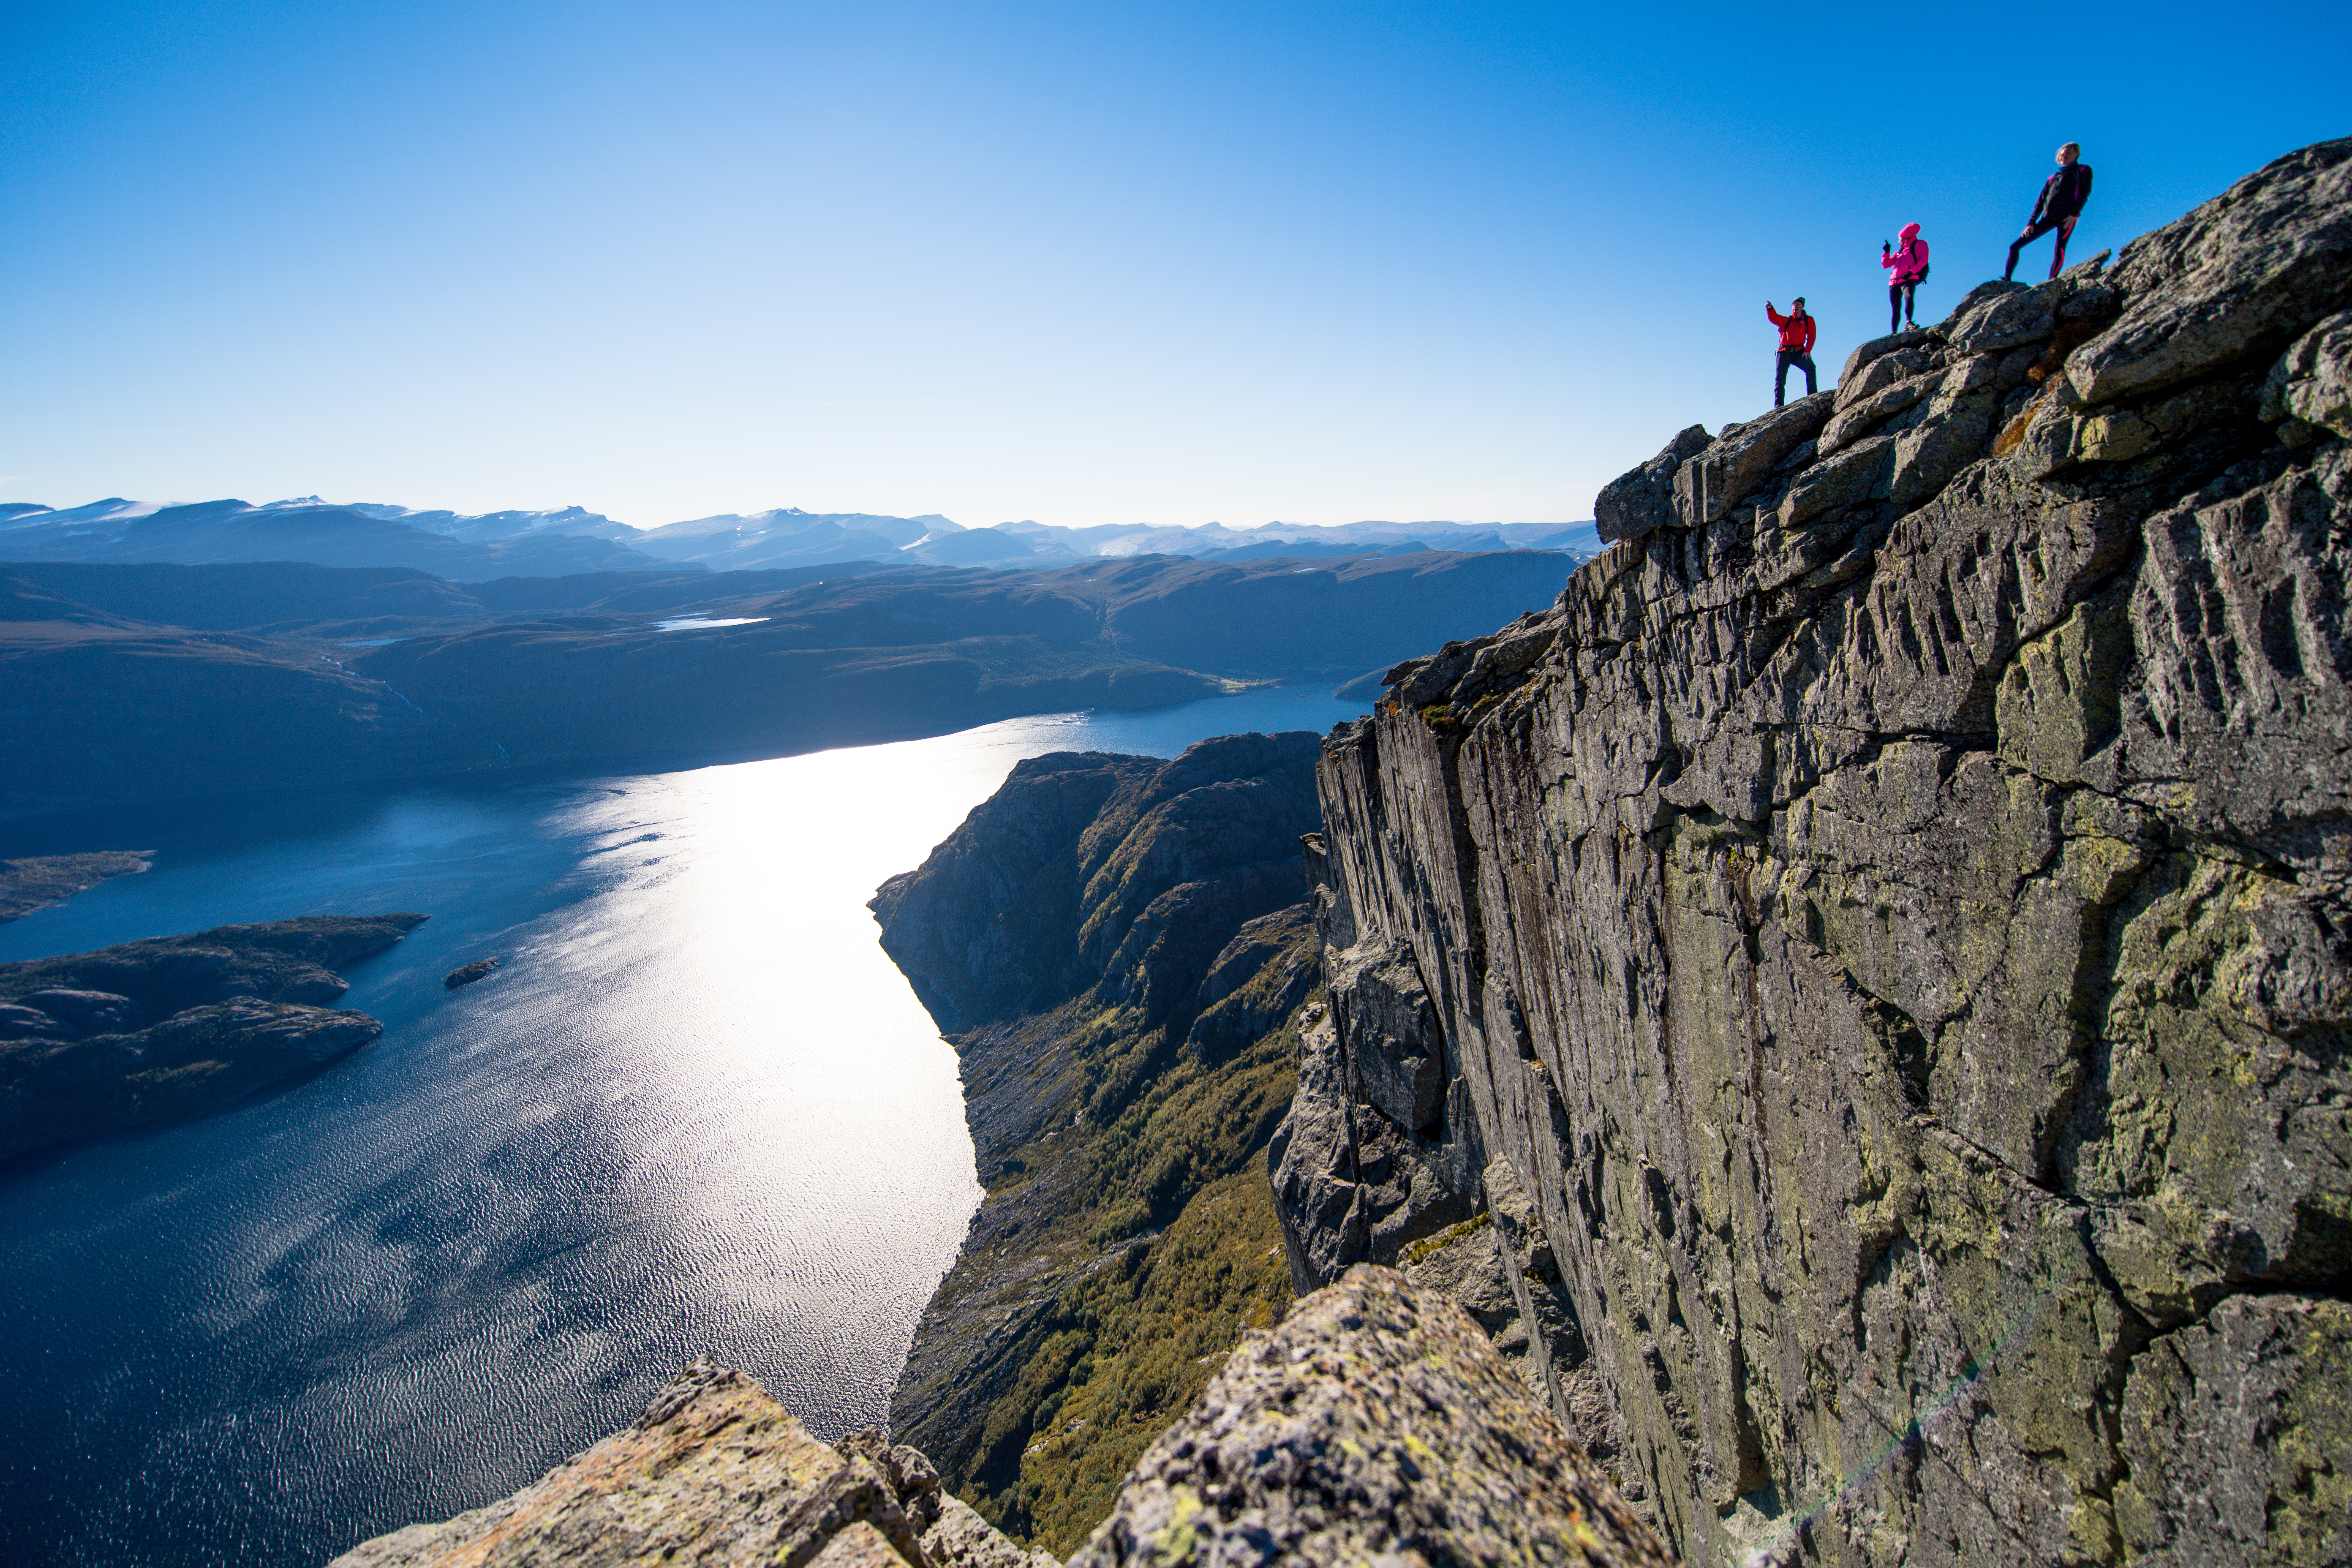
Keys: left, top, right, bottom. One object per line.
{"left": 0, "top": 495, "right": 1598, "bottom": 580}
{"left": 0, "top": 548, "right": 1584, "bottom": 816}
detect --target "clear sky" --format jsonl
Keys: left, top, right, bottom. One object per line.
{"left": 4, "top": 0, "right": 2346, "bottom": 530}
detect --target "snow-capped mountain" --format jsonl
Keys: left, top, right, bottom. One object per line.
{"left": 1, "top": 494, "right": 1599, "bottom": 579}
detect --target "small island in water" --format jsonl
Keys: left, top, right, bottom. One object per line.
{"left": 0, "top": 915, "right": 425, "bottom": 1163}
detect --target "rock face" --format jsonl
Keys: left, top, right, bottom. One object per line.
{"left": 871, "top": 738, "right": 1326, "bottom": 1550}
{"left": 1067, "top": 1266, "right": 1675, "bottom": 1568}
{"left": 0, "top": 915, "right": 425, "bottom": 1162}
{"left": 1276, "top": 138, "right": 2352, "bottom": 1567}
{"left": 874, "top": 737, "right": 1324, "bottom": 1036}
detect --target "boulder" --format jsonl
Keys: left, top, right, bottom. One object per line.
{"left": 1671, "top": 392, "right": 1834, "bottom": 527}
{"left": 1777, "top": 433, "right": 1897, "bottom": 528}
{"left": 2069, "top": 137, "right": 2352, "bottom": 405}
{"left": 1834, "top": 329, "right": 1940, "bottom": 405}
{"left": 1595, "top": 424, "right": 1710, "bottom": 544}
{"left": 1819, "top": 368, "right": 1937, "bottom": 455}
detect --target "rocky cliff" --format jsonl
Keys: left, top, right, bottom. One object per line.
{"left": 869, "top": 737, "right": 1327, "bottom": 1551}
{"left": 0, "top": 915, "right": 425, "bottom": 1163}
{"left": 1273, "top": 139, "right": 2352, "bottom": 1567}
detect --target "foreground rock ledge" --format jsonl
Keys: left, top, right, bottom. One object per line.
{"left": 1067, "top": 1266, "right": 1676, "bottom": 1568}
{"left": 330, "top": 1269, "right": 1674, "bottom": 1568}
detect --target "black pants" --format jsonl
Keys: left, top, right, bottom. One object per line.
{"left": 1775, "top": 349, "right": 1816, "bottom": 406}
{"left": 1889, "top": 279, "right": 1919, "bottom": 333}
{"left": 2005, "top": 212, "right": 2079, "bottom": 281}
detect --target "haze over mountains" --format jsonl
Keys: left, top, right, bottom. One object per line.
{"left": 0, "top": 495, "right": 1598, "bottom": 580}
{"left": 0, "top": 547, "right": 1584, "bottom": 816}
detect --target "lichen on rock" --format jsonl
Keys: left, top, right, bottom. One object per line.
{"left": 1277, "top": 136, "right": 2352, "bottom": 1568}
{"left": 1065, "top": 1265, "right": 1676, "bottom": 1568}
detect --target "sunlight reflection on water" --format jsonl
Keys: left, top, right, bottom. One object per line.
{"left": 0, "top": 683, "right": 1365, "bottom": 1568}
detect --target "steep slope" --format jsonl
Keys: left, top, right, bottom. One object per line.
{"left": 1276, "top": 139, "right": 2352, "bottom": 1567}
{"left": 870, "top": 739, "right": 1326, "bottom": 1551}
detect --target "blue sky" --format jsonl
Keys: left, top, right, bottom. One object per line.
{"left": 4, "top": 0, "right": 2346, "bottom": 529}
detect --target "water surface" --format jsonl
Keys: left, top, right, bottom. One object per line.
{"left": 0, "top": 684, "right": 1364, "bottom": 1568}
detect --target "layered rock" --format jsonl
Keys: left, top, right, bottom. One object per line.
{"left": 1277, "top": 138, "right": 2352, "bottom": 1566}
{"left": 0, "top": 915, "right": 425, "bottom": 1162}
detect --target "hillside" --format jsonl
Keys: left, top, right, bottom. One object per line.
{"left": 1, "top": 550, "right": 1579, "bottom": 814}
{"left": 869, "top": 739, "right": 1325, "bottom": 1551}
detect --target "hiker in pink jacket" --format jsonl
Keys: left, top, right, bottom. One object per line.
{"left": 1881, "top": 223, "right": 1929, "bottom": 334}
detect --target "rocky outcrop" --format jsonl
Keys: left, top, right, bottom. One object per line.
{"left": 871, "top": 738, "right": 1325, "bottom": 1550}
{"left": 0, "top": 915, "right": 425, "bottom": 1162}
{"left": 443, "top": 956, "right": 501, "bottom": 989}
{"left": 1068, "top": 1266, "right": 1675, "bottom": 1568}
{"left": 1276, "top": 138, "right": 2352, "bottom": 1567}
{"left": 326, "top": 1356, "right": 1055, "bottom": 1568}
{"left": 333, "top": 1272, "right": 1674, "bottom": 1568}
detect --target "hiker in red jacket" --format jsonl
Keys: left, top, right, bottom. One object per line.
{"left": 1882, "top": 223, "right": 1930, "bottom": 333}
{"left": 2005, "top": 143, "right": 2094, "bottom": 281}
{"left": 1767, "top": 298, "right": 1817, "bottom": 407}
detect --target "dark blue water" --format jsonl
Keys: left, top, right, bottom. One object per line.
{"left": 0, "top": 686, "right": 1365, "bottom": 1568}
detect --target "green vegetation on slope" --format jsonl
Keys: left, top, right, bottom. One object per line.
{"left": 1005, "top": 1167, "right": 1294, "bottom": 1553}
{"left": 947, "top": 983, "right": 1314, "bottom": 1552}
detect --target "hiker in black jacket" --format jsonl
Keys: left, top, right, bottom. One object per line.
{"left": 2005, "top": 143, "right": 2094, "bottom": 282}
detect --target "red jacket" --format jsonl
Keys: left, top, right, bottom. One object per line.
{"left": 1768, "top": 305, "right": 1816, "bottom": 353}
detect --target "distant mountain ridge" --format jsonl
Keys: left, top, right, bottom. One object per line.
{"left": 0, "top": 547, "right": 1583, "bottom": 816}
{"left": 0, "top": 497, "right": 671, "bottom": 580}
{"left": 4, "top": 494, "right": 1599, "bottom": 578}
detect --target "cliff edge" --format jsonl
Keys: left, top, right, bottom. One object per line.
{"left": 1276, "top": 138, "right": 2352, "bottom": 1566}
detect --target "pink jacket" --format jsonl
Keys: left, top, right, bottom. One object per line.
{"left": 1883, "top": 223, "right": 1929, "bottom": 286}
